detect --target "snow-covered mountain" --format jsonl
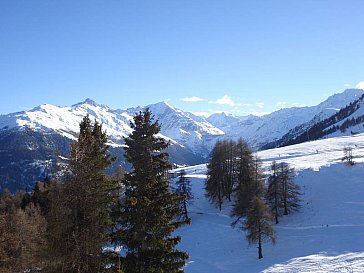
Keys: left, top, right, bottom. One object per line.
{"left": 126, "top": 101, "right": 224, "bottom": 156}
{"left": 0, "top": 99, "right": 224, "bottom": 156}
{"left": 263, "top": 89, "right": 364, "bottom": 148}
{"left": 209, "top": 89, "right": 364, "bottom": 149}
{"left": 0, "top": 100, "right": 217, "bottom": 191}
{"left": 0, "top": 98, "right": 134, "bottom": 143}
{"left": 0, "top": 87, "right": 363, "bottom": 191}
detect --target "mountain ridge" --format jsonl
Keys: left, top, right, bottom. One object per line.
{"left": 1, "top": 87, "right": 364, "bottom": 191}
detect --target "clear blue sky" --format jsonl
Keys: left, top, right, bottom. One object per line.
{"left": 1, "top": 0, "right": 364, "bottom": 116}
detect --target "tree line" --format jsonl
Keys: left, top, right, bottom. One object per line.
{"left": 205, "top": 139, "right": 300, "bottom": 259}
{"left": 0, "top": 110, "right": 189, "bottom": 273}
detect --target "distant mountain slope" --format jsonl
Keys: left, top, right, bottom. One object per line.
{"left": 0, "top": 100, "right": 212, "bottom": 191}
{"left": 0, "top": 87, "right": 363, "bottom": 191}
{"left": 216, "top": 89, "right": 364, "bottom": 149}
{"left": 262, "top": 90, "right": 364, "bottom": 149}
{"left": 127, "top": 101, "right": 224, "bottom": 156}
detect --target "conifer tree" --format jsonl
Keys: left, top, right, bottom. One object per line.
{"left": 278, "top": 162, "right": 300, "bottom": 215}
{"left": 205, "top": 140, "right": 225, "bottom": 210}
{"left": 46, "top": 115, "right": 117, "bottom": 272}
{"left": 231, "top": 143, "right": 255, "bottom": 222}
{"left": 222, "top": 139, "right": 235, "bottom": 202}
{"left": 175, "top": 169, "right": 193, "bottom": 221}
{"left": 232, "top": 156, "right": 275, "bottom": 259}
{"left": 266, "top": 161, "right": 282, "bottom": 224}
{"left": 267, "top": 162, "right": 300, "bottom": 221}
{"left": 117, "top": 109, "right": 188, "bottom": 273}
{"left": 245, "top": 196, "right": 276, "bottom": 259}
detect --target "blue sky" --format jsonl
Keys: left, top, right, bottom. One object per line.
{"left": 0, "top": 1, "right": 364, "bottom": 116}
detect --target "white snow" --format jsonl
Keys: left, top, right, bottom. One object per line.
{"left": 1, "top": 88, "right": 362, "bottom": 158}
{"left": 207, "top": 89, "right": 364, "bottom": 149}
{"left": 173, "top": 133, "right": 364, "bottom": 272}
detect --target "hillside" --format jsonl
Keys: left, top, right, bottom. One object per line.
{"left": 263, "top": 89, "right": 364, "bottom": 149}
{"left": 172, "top": 133, "right": 364, "bottom": 272}
{"left": 215, "top": 88, "right": 364, "bottom": 149}
{"left": 0, "top": 87, "right": 363, "bottom": 192}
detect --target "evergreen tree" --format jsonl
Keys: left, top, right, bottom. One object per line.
{"left": 245, "top": 196, "right": 276, "bottom": 259}
{"left": 117, "top": 109, "right": 188, "bottom": 273}
{"left": 175, "top": 169, "right": 193, "bottom": 221}
{"left": 46, "top": 115, "right": 117, "bottom": 273}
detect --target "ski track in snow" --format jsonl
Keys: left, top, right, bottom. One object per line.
{"left": 172, "top": 134, "right": 364, "bottom": 272}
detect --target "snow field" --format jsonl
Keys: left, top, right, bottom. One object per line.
{"left": 172, "top": 134, "right": 364, "bottom": 272}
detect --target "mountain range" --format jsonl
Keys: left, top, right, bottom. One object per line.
{"left": 0, "top": 88, "right": 363, "bottom": 191}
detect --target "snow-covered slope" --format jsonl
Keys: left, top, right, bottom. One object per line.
{"left": 206, "top": 112, "right": 250, "bottom": 132}
{"left": 266, "top": 90, "right": 364, "bottom": 148}
{"left": 127, "top": 101, "right": 224, "bottom": 155}
{"left": 215, "top": 89, "right": 364, "bottom": 149}
{"left": 0, "top": 99, "right": 225, "bottom": 156}
{"left": 0, "top": 88, "right": 362, "bottom": 156}
{"left": 0, "top": 98, "right": 134, "bottom": 143}
{"left": 172, "top": 133, "right": 364, "bottom": 272}
{"left": 0, "top": 87, "right": 363, "bottom": 192}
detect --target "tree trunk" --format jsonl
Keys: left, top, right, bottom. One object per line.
{"left": 283, "top": 180, "right": 288, "bottom": 215}
{"left": 258, "top": 227, "right": 263, "bottom": 259}
{"left": 183, "top": 198, "right": 188, "bottom": 220}
{"left": 274, "top": 180, "right": 279, "bottom": 224}
{"left": 218, "top": 185, "right": 222, "bottom": 211}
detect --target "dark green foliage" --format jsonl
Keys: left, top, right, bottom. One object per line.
{"left": 175, "top": 169, "right": 193, "bottom": 221}
{"left": 46, "top": 115, "right": 117, "bottom": 273}
{"left": 116, "top": 109, "right": 188, "bottom": 273}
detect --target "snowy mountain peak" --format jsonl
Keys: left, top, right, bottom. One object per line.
{"left": 147, "top": 101, "right": 177, "bottom": 115}
{"left": 322, "top": 89, "right": 364, "bottom": 108}
{"left": 72, "top": 98, "right": 108, "bottom": 109}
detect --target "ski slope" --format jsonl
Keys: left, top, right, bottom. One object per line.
{"left": 172, "top": 133, "right": 364, "bottom": 272}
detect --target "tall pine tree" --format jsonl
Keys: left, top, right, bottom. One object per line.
{"left": 46, "top": 115, "right": 117, "bottom": 273}
{"left": 117, "top": 109, "right": 189, "bottom": 273}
